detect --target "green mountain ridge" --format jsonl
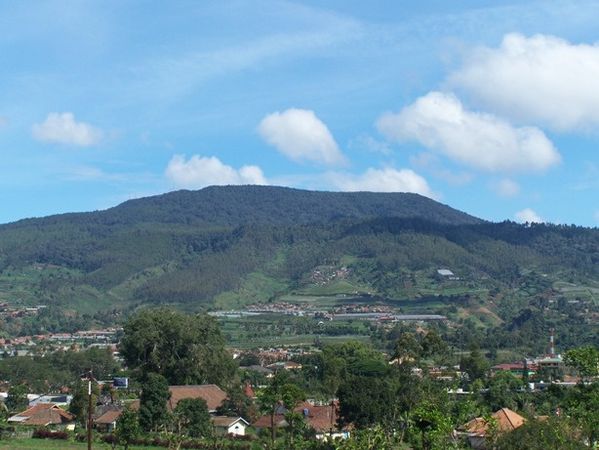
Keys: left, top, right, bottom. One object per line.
{"left": 0, "top": 186, "right": 597, "bottom": 345}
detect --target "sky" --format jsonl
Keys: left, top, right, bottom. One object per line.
{"left": 1, "top": 0, "right": 599, "bottom": 226}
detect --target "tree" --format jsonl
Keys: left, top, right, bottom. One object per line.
{"left": 139, "top": 373, "right": 170, "bottom": 432}
{"left": 258, "top": 371, "right": 305, "bottom": 445}
{"left": 484, "top": 371, "right": 524, "bottom": 411}
{"left": 119, "top": 308, "right": 235, "bottom": 385}
{"left": 115, "top": 408, "right": 140, "bottom": 450}
{"left": 337, "top": 375, "right": 399, "bottom": 430}
{"left": 5, "top": 384, "right": 28, "bottom": 413}
{"left": 496, "top": 417, "right": 586, "bottom": 450}
{"left": 564, "top": 383, "right": 599, "bottom": 448}
{"left": 69, "top": 380, "right": 99, "bottom": 427}
{"left": 411, "top": 401, "right": 454, "bottom": 450}
{"left": 172, "top": 398, "right": 212, "bottom": 439}
{"left": 393, "top": 332, "right": 422, "bottom": 367}
{"left": 461, "top": 346, "right": 489, "bottom": 383}
{"left": 564, "top": 346, "right": 599, "bottom": 380}
{"left": 216, "top": 384, "right": 257, "bottom": 422}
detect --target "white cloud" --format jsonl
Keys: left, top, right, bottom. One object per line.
{"left": 165, "top": 154, "right": 267, "bottom": 189}
{"left": 327, "top": 167, "right": 436, "bottom": 199}
{"left": 594, "top": 210, "right": 599, "bottom": 224}
{"left": 450, "top": 33, "right": 599, "bottom": 131}
{"left": 258, "top": 108, "right": 347, "bottom": 166}
{"left": 492, "top": 178, "right": 520, "bottom": 197}
{"left": 377, "top": 91, "right": 560, "bottom": 173}
{"left": 32, "top": 112, "right": 103, "bottom": 146}
{"left": 515, "top": 208, "right": 543, "bottom": 223}
{"left": 0, "top": 116, "right": 8, "bottom": 128}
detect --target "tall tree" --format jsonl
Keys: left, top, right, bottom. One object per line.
{"left": 5, "top": 384, "right": 28, "bottom": 413}
{"left": 171, "top": 398, "right": 212, "bottom": 439}
{"left": 119, "top": 308, "right": 235, "bottom": 385}
{"left": 115, "top": 408, "right": 140, "bottom": 450}
{"left": 139, "top": 373, "right": 170, "bottom": 432}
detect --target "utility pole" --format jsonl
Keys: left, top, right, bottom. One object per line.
{"left": 80, "top": 369, "right": 95, "bottom": 450}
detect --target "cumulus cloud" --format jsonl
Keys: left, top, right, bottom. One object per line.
{"left": 327, "top": 167, "right": 436, "bottom": 198}
{"left": 450, "top": 33, "right": 599, "bottom": 131}
{"left": 32, "top": 112, "right": 103, "bottom": 146}
{"left": 258, "top": 108, "right": 346, "bottom": 166}
{"left": 165, "top": 154, "right": 267, "bottom": 189}
{"left": 492, "top": 178, "right": 520, "bottom": 197}
{"left": 515, "top": 208, "right": 543, "bottom": 223}
{"left": 377, "top": 91, "right": 560, "bottom": 173}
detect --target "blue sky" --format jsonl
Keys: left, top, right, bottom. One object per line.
{"left": 1, "top": 0, "right": 599, "bottom": 226}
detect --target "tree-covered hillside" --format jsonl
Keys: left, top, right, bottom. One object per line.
{"left": 0, "top": 186, "right": 596, "bottom": 344}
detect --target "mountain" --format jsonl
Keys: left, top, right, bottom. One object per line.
{"left": 0, "top": 186, "right": 597, "bottom": 345}
{"left": 4, "top": 185, "right": 482, "bottom": 229}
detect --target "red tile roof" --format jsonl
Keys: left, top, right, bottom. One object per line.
{"left": 462, "top": 408, "right": 526, "bottom": 436}
{"left": 253, "top": 401, "right": 345, "bottom": 433}
{"left": 168, "top": 385, "right": 227, "bottom": 412}
{"left": 8, "top": 403, "right": 74, "bottom": 426}
{"left": 95, "top": 408, "right": 123, "bottom": 425}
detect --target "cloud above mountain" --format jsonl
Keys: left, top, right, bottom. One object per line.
{"left": 258, "top": 108, "right": 347, "bottom": 166}
{"left": 327, "top": 167, "right": 436, "bottom": 198}
{"left": 165, "top": 154, "right": 267, "bottom": 189}
{"left": 450, "top": 33, "right": 599, "bottom": 131}
{"left": 377, "top": 91, "right": 560, "bottom": 173}
{"left": 32, "top": 112, "right": 103, "bottom": 147}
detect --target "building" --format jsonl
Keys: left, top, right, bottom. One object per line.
{"left": 8, "top": 403, "right": 75, "bottom": 430}
{"left": 211, "top": 416, "right": 249, "bottom": 436}
{"left": 167, "top": 384, "right": 228, "bottom": 413}
{"left": 458, "top": 408, "right": 526, "bottom": 449}
{"left": 253, "top": 400, "right": 350, "bottom": 440}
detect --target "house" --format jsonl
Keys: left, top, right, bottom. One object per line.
{"left": 458, "top": 408, "right": 526, "bottom": 449}
{"left": 253, "top": 401, "right": 350, "bottom": 440}
{"left": 8, "top": 403, "right": 75, "bottom": 430}
{"left": 94, "top": 406, "right": 123, "bottom": 432}
{"left": 168, "top": 384, "right": 227, "bottom": 413}
{"left": 211, "top": 416, "right": 249, "bottom": 436}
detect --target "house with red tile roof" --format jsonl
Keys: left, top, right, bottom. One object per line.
{"left": 253, "top": 401, "right": 349, "bottom": 440}
{"left": 94, "top": 406, "right": 123, "bottom": 432}
{"left": 167, "top": 384, "right": 227, "bottom": 413}
{"left": 8, "top": 403, "right": 75, "bottom": 430}
{"left": 458, "top": 408, "right": 526, "bottom": 449}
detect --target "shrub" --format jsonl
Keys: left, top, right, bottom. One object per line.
{"left": 32, "top": 428, "right": 69, "bottom": 440}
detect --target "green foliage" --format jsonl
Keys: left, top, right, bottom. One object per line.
{"left": 114, "top": 407, "right": 140, "bottom": 450}
{"left": 0, "top": 347, "right": 120, "bottom": 392}
{"left": 460, "top": 346, "right": 489, "bottom": 383}
{"left": 119, "top": 308, "right": 235, "bottom": 385}
{"left": 411, "top": 401, "right": 454, "bottom": 450}
{"left": 69, "top": 380, "right": 99, "bottom": 427}
{"left": 564, "top": 346, "right": 599, "bottom": 379}
{"left": 5, "top": 384, "right": 28, "bottom": 413}
{"left": 138, "top": 372, "right": 170, "bottom": 432}
{"left": 172, "top": 397, "right": 212, "bottom": 438}
{"left": 496, "top": 417, "right": 586, "bottom": 450}
{"left": 258, "top": 371, "right": 306, "bottom": 444}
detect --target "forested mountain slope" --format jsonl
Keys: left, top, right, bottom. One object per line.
{"left": 0, "top": 186, "right": 596, "bottom": 324}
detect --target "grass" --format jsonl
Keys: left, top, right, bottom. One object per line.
{"left": 0, "top": 438, "right": 163, "bottom": 449}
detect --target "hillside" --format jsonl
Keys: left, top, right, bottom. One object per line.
{"left": 0, "top": 185, "right": 597, "bottom": 348}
